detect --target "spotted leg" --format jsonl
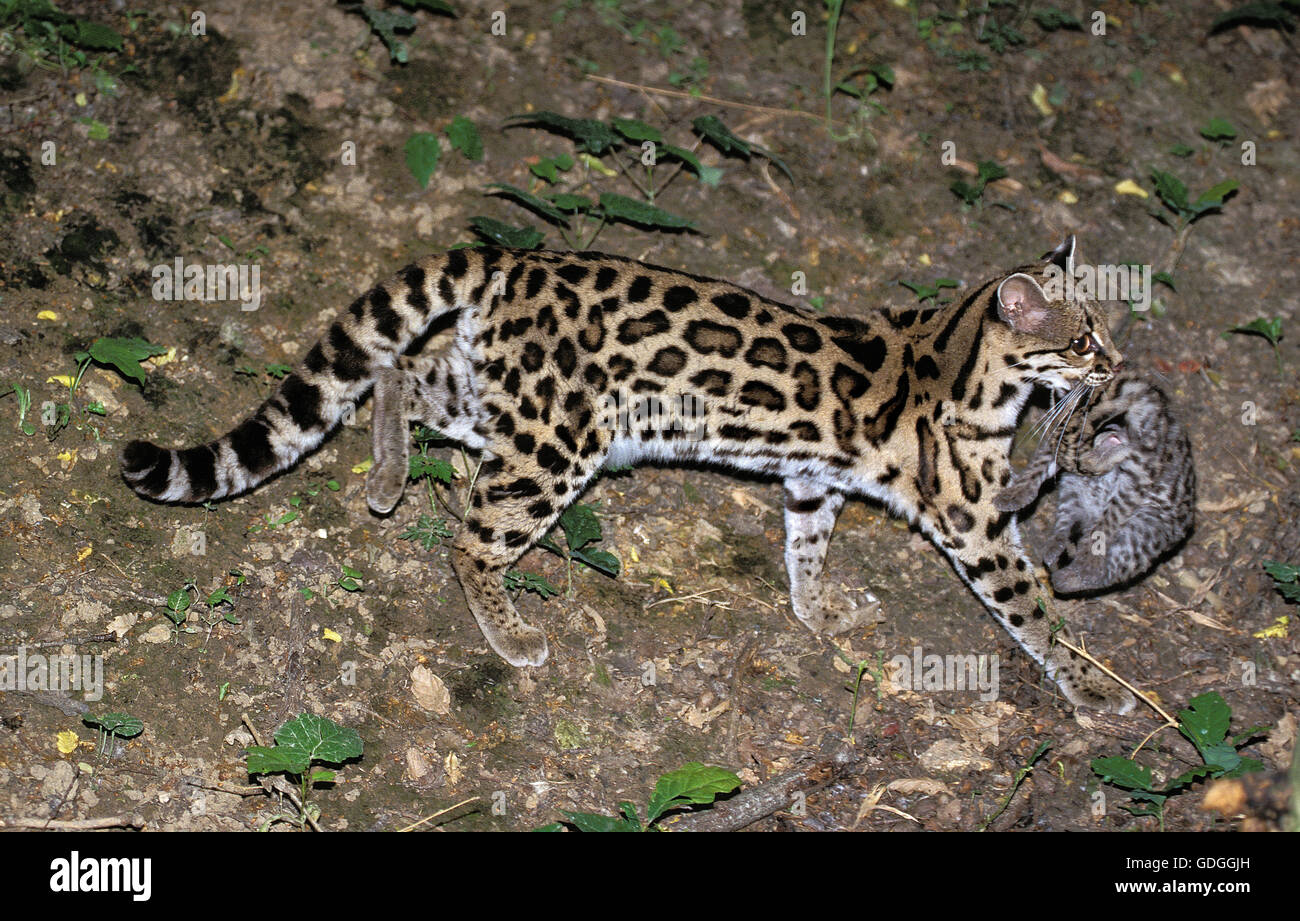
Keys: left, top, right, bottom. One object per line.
{"left": 924, "top": 503, "right": 1135, "bottom": 713}
{"left": 366, "top": 366, "right": 409, "bottom": 514}
{"left": 782, "top": 478, "right": 879, "bottom": 635}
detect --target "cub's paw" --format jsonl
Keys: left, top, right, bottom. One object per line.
{"left": 1050, "top": 557, "right": 1109, "bottom": 595}
{"left": 993, "top": 482, "right": 1038, "bottom": 513}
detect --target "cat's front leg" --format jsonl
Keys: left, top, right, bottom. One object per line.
{"left": 782, "top": 479, "right": 880, "bottom": 635}
{"left": 925, "top": 504, "right": 1135, "bottom": 713}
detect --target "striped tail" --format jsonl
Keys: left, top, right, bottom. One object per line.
{"left": 121, "top": 250, "right": 490, "bottom": 503}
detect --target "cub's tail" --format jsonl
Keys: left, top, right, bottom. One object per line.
{"left": 121, "top": 250, "right": 494, "bottom": 503}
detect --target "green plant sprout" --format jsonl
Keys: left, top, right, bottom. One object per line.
{"left": 83, "top": 712, "right": 143, "bottom": 758}
{"left": 245, "top": 713, "right": 364, "bottom": 830}
{"left": 537, "top": 762, "right": 740, "bottom": 831}
{"left": 1224, "top": 317, "right": 1285, "bottom": 377}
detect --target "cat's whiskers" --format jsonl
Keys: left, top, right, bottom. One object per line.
{"left": 1051, "top": 385, "right": 1093, "bottom": 467}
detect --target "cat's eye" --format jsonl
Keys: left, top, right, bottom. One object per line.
{"left": 1069, "top": 334, "right": 1094, "bottom": 355}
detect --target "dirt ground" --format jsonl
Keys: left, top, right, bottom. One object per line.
{"left": 0, "top": 0, "right": 1296, "bottom": 832}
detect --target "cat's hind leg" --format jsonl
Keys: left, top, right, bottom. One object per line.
{"left": 782, "top": 479, "right": 880, "bottom": 635}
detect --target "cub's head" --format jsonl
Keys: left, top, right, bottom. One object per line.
{"left": 993, "top": 236, "right": 1121, "bottom": 393}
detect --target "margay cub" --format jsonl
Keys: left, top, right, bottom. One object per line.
{"left": 994, "top": 372, "right": 1195, "bottom": 594}
{"left": 122, "top": 235, "right": 1134, "bottom": 712}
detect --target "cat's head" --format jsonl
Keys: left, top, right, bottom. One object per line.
{"left": 993, "top": 236, "right": 1122, "bottom": 393}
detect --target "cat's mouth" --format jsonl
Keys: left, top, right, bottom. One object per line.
{"left": 1083, "top": 367, "right": 1114, "bottom": 386}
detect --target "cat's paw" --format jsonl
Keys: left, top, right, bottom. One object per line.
{"left": 802, "top": 588, "right": 883, "bottom": 635}
{"left": 487, "top": 622, "right": 549, "bottom": 668}
{"left": 1057, "top": 659, "right": 1136, "bottom": 714}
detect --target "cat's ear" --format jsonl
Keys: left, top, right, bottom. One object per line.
{"left": 996, "top": 273, "right": 1052, "bottom": 336}
{"left": 1044, "top": 235, "right": 1077, "bottom": 276}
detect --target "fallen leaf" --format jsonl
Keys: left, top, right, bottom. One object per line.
{"left": 410, "top": 665, "right": 451, "bottom": 714}
{"left": 1114, "top": 178, "right": 1148, "bottom": 198}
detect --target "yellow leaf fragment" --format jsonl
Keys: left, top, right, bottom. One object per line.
{"left": 37, "top": 310, "right": 58, "bottom": 321}
{"left": 1253, "top": 616, "right": 1289, "bottom": 639}
{"left": 1113, "top": 179, "right": 1148, "bottom": 198}
{"left": 352, "top": 458, "right": 373, "bottom": 474}
{"left": 322, "top": 627, "right": 342, "bottom": 643}
{"left": 1030, "top": 83, "right": 1053, "bottom": 117}
{"left": 1058, "top": 190, "right": 1079, "bottom": 204}
{"left": 57, "top": 731, "right": 79, "bottom": 754}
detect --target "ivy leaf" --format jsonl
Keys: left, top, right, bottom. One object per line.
{"left": 1191, "top": 178, "right": 1239, "bottom": 214}
{"left": 1150, "top": 168, "right": 1190, "bottom": 214}
{"left": 74, "top": 337, "right": 168, "bottom": 385}
{"left": 446, "top": 116, "right": 482, "bottom": 160}
{"left": 405, "top": 132, "right": 441, "bottom": 188}
{"left": 645, "top": 762, "right": 741, "bottom": 824}
{"left": 692, "top": 115, "right": 751, "bottom": 156}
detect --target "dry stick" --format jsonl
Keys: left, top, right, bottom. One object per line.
{"left": 241, "top": 712, "right": 324, "bottom": 832}
{"left": 663, "top": 742, "right": 855, "bottom": 832}
{"left": 397, "top": 796, "right": 481, "bottom": 832}
{"left": 0, "top": 633, "right": 117, "bottom": 650}
{"left": 0, "top": 814, "right": 146, "bottom": 830}
{"left": 1051, "top": 635, "right": 1179, "bottom": 760}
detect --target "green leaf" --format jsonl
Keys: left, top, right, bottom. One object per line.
{"left": 508, "top": 111, "right": 619, "bottom": 155}
{"left": 1153, "top": 271, "right": 1176, "bottom": 290}
{"left": 409, "top": 453, "right": 456, "bottom": 483}
{"left": 246, "top": 745, "right": 310, "bottom": 776}
{"left": 657, "top": 144, "right": 722, "bottom": 186}
{"left": 562, "top": 810, "right": 640, "bottom": 832}
{"left": 1177, "top": 692, "right": 1233, "bottom": 762}
{"left": 1210, "top": 2, "right": 1296, "bottom": 33}
{"left": 1149, "top": 168, "right": 1190, "bottom": 214}
{"left": 692, "top": 115, "right": 750, "bottom": 157}
{"left": 548, "top": 193, "right": 592, "bottom": 212}
{"left": 1091, "top": 755, "right": 1156, "bottom": 791}
{"left": 399, "top": 0, "right": 456, "bottom": 14}
{"left": 309, "top": 769, "right": 336, "bottom": 784}
{"left": 529, "top": 153, "right": 574, "bottom": 183}
{"left": 559, "top": 502, "right": 603, "bottom": 552}
{"left": 1191, "top": 178, "right": 1239, "bottom": 213}
{"left": 273, "top": 713, "right": 364, "bottom": 765}
{"left": 1263, "top": 560, "right": 1300, "bottom": 583}
{"left": 74, "top": 337, "right": 167, "bottom": 385}
{"left": 597, "top": 192, "right": 696, "bottom": 230}
{"left": 446, "top": 115, "right": 482, "bottom": 160}
{"left": 486, "top": 182, "right": 568, "bottom": 223}
{"left": 85, "top": 713, "right": 143, "bottom": 738}
{"left": 68, "top": 20, "right": 124, "bottom": 50}
{"left": 611, "top": 117, "right": 662, "bottom": 142}
{"left": 468, "top": 216, "right": 544, "bottom": 248}
{"left": 166, "top": 589, "right": 192, "bottom": 614}
{"left": 405, "top": 132, "right": 441, "bottom": 188}
{"left": 1199, "top": 117, "right": 1238, "bottom": 141}
{"left": 976, "top": 159, "right": 1008, "bottom": 184}
{"left": 1169, "top": 143, "right": 1195, "bottom": 157}
{"left": 1228, "top": 317, "right": 1282, "bottom": 345}
{"left": 503, "top": 569, "right": 560, "bottom": 598}
{"left": 362, "top": 6, "right": 417, "bottom": 63}
{"left": 645, "top": 762, "right": 741, "bottom": 823}
{"left": 572, "top": 546, "right": 620, "bottom": 577}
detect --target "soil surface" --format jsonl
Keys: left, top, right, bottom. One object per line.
{"left": 0, "top": 0, "right": 1296, "bottom": 832}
